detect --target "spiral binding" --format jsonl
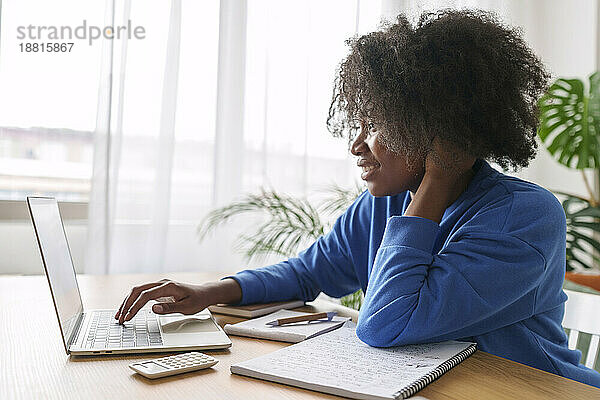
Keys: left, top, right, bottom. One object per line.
{"left": 393, "top": 343, "right": 477, "bottom": 400}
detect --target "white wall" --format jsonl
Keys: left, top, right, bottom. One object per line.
{"left": 505, "top": 0, "right": 599, "bottom": 197}
{"left": 0, "top": 219, "right": 252, "bottom": 275}
{"left": 0, "top": 220, "right": 87, "bottom": 275}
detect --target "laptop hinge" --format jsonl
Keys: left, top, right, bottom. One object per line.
{"left": 67, "top": 311, "right": 86, "bottom": 352}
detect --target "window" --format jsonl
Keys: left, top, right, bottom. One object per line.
{"left": 243, "top": 0, "right": 383, "bottom": 194}
{"left": 0, "top": 0, "right": 104, "bottom": 201}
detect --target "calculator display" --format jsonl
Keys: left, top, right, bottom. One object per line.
{"left": 138, "top": 361, "right": 168, "bottom": 371}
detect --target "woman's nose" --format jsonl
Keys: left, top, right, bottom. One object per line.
{"left": 351, "top": 132, "right": 367, "bottom": 156}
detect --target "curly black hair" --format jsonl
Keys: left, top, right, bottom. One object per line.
{"left": 327, "top": 9, "right": 550, "bottom": 170}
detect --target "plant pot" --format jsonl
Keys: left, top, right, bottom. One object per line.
{"left": 565, "top": 271, "right": 600, "bottom": 292}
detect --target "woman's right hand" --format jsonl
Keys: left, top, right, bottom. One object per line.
{"left": 114, "top": 278, "right": 242, "bottom": 325}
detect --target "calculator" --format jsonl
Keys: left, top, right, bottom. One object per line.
{"left": 129, "top": 352, "right": 218, "bottom": 379}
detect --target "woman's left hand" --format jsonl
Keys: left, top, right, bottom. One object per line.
{"left": 404, "top": 137, "right": 476, "bottom": 223}
{"left": 424, "top": 137, "right": 477, "bottom": 183}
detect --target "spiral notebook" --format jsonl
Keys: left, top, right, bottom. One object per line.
{"left": 231, "top": 327, "right": 476, "bottom": 400}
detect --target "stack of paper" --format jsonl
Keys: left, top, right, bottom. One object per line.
{"left": 224, "top": 309, "right": 351, "bottom": 343}
{"left": 208, "top": 300, "right": 305, "bottom": 318}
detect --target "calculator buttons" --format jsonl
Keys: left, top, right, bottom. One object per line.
{"left": 129, "top": 352, "right": 218, "bottom": 379}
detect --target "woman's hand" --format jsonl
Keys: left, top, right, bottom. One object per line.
{"left": 114, "top": 278, "right": 242, "bottom": 324}
{"left": 423, "top": 137, "right": 477, "bottom": 183}
{"left": 404, "top": 137, "right": 476, "bottom": 223}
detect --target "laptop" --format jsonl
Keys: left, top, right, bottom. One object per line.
{"left": 27, "top": 196, "right": 232, "bottom": 355}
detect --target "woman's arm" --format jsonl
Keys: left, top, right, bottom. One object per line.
{"left": 115, "top": 193, "right": 370, "bottom": 322}
{"left": 356, "top": 189, "right": 566, "bottom": 347}
{"left": 228, "top": 192, "right": 370, "bottom": 305}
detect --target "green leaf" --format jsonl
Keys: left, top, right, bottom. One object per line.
{"left": 340, "top": 289, "right": 363, "bottom": 310}
{"left": 319, "top": 183, "right": 366, "bottom": 216}
{"left": 570, "top": 206, "right": 600, "bottom": 219}
{"left": 569, "top": 231, "right": 600, "bottom": 254}
{"left": 538, "top": 74, "right": 600, "bottom": 169}
{"left": 566, "top": 248, "right": 592, "bottom": 270}
{"left": 557, "top": 192, "right": 600, "bottom": 270}
{"left": 568, "top": 220, "right": 600, "bottom": 232}
{"left": 568, "top": 240, "right": 600, "bottom": 265}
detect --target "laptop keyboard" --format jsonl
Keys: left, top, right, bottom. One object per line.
{"left": 85, "top": 310, "right": 163, "bottom": 349}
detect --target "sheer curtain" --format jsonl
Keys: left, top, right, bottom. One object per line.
{"left": 86, "top": 0, "right": 599, "bottom": 275}
{"left": 85, "top": 0, "right": 384, "bottom": 274}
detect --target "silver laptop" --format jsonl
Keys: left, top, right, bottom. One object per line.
{"left": 27, "top": 196, "right": 231, "bottom": 356}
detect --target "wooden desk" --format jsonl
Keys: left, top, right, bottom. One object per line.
{"left": 1, "top": 272, "right": 599, "bottom": 399}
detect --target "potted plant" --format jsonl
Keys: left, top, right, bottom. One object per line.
{"left": 538, "top": 72, "right": 600, "bottom": 290}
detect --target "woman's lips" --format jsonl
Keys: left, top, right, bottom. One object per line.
{"left": 360, "top": 164, "right": 380, "bottom": 180}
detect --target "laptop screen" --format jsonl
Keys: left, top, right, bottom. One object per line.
{"left": 27, "top": 197, "right": 83, "bottom": 351}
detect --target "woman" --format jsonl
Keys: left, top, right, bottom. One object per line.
{"left": 115, "top": 10, "right": 600, "bottom": 387}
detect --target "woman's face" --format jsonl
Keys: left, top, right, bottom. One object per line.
{"left": 351, "top": 121, "right": 425, "bottom": 196}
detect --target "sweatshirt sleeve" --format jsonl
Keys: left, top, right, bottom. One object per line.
{"left": 227, "top": 193, "right": 369, "bottom": 305}
{"left": 356, "top": 192, "right": 563, "bottom": 347}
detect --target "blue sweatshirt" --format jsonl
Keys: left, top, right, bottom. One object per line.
{"left": 229, "top": 159, "right": 600, "bottom": 387}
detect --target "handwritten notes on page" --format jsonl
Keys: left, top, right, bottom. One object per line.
{"left": 231, "top": 327, "right": 475, "bottom": 400}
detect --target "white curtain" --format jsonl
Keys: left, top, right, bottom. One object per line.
{"left": 85, "top": 0, "right": 384, "bottom": 274}
{"left": 86, "top": 0, "right": 599, "bottom": 274}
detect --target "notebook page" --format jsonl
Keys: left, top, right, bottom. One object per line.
{"left": 231, "top": 327, "right": 475, "bottom": 400}
{"left": 224, "top": 309, "right": 350, "bottom": 343}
